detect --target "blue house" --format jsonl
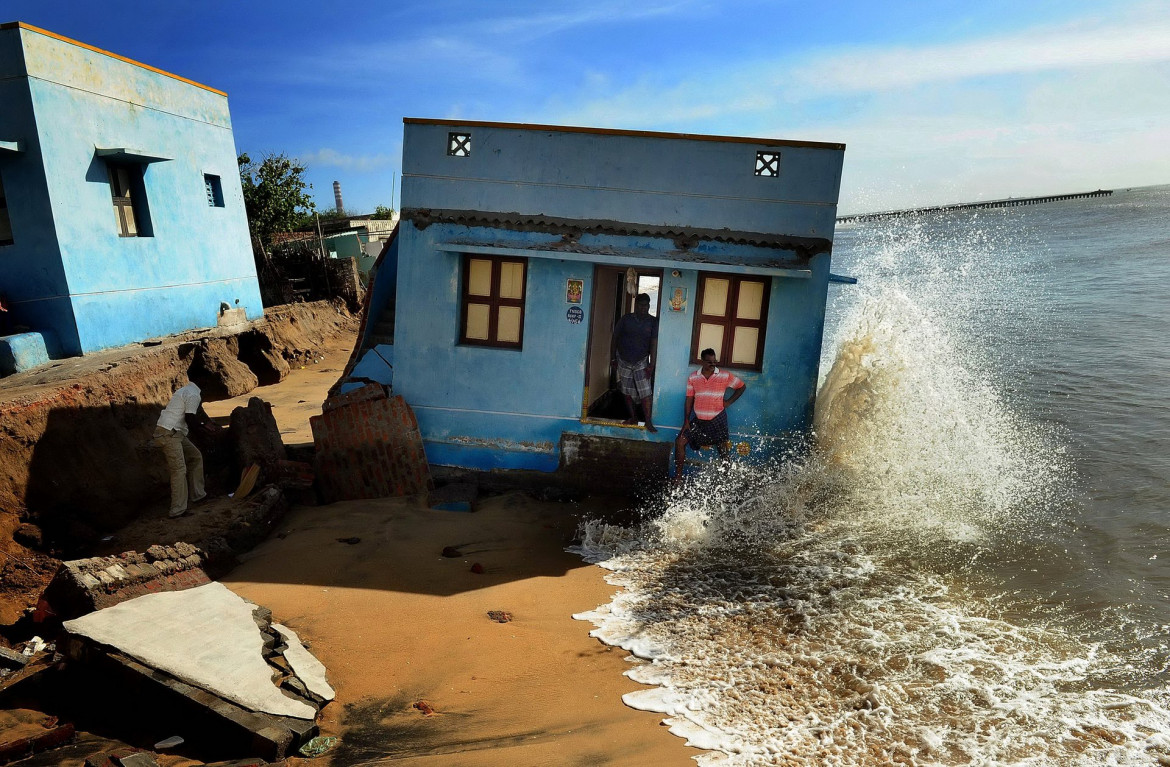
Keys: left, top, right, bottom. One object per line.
{"left": 340, "top": 119, "right": 845, "bottom": 477}
{"left": 0, "top": 22, "right": 262, "bottom": 371}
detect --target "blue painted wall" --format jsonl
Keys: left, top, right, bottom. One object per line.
{"left": 0, "top": 24, "right": 261, "bottom": 357}
{"left": 0, "top": 28, "right": 77, "bottom": 353}
{"left": 356, "top": 120, "right": 845, "bottom": 471}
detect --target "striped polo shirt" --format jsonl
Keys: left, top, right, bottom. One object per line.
{"left": 686, "top": 367, "right": 745, "bottom": 421}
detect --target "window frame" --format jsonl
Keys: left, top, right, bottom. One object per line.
{"left": 204, "top": 173, "right": 224, "bottom": 207}
{"left": 690, "top": 272, "right": 771, "bottom": 371}
{"left": 458, "top": 255, "right": 528, "bottom": 349}
{"left": 106, "top": 162, "right": 151, "bottom": 237}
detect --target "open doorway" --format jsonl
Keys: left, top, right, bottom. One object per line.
{"left": 584, "top": 266, "right": 662, "bottom": 422}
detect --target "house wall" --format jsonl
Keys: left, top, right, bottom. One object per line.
{"left": 384, "top": 120, "right": 844, "bottom": 471}
{"left": 402, "top": 121, "right": 842, "bottom": 240}
{"left": 0, "top": 27, "right": 76, "bottom": 353}
{"left": 5, "top": 24, "right": 261, "bottom": 355}
{"left": 392, "top": 223, "right": 831, "bottom": 470}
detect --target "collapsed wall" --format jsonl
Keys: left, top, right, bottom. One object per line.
{"left": 0, "top": 301, "right": 357, "bottom": 623}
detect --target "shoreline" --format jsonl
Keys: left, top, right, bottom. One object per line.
{"left": 223, "top": 492, "right": 696, "bottom": 765}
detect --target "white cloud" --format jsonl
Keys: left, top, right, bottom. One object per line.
{"left": 300, "top": 148, "right": 396, "bottom": 172}
{"left": 794, "top": 22, "right": 1170, "bottom": 93}
{"left": 541, "top": 11, "right": 1170, "bottom": 210}
{"left": 480, "top": 0, "right": 701, "bottom": 39}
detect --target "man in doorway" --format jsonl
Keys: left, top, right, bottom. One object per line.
{"left": 674, "top": 348, "right": 747, "bottom": 478}
{"left": 154, "top": 379, "right": 210, "bottom": 518}
{"left": 611, "top": 292, "right": 658, "bottom": 432}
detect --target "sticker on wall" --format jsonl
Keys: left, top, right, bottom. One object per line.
{"left": 566, "top": 306, "right": 584, "bottom": 324}
{"left": 668, "top": 286, "right": 688, "bottom": 313}
{"left": 566, "top": 278, "right": 584, "bottom": 304}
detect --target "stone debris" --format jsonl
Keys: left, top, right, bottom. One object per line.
{"left": 271, "top": 624, "right": 335, "bottom": 703}
{"left": 39, "top": 544, "right": 210, "bottom": 621}
{"left": 486, "top": 610, "right": 512, "bottom": 623}
{"left": 413, "top": 700, "right": 435, "bottom": 716}
{"left": 84, "top": 749, "right": 153, "bottom": 767}
{"left": 441, "top": 546, "right": 461, "bottom": 558}
{"left": 0, "top": 646, "right": 29, "bottom": 670}
{"left": 0, "top": 721, "right": 75, "bottom": 763}
{"left": 470, "top": 563, "right": 485, "bottom": 574}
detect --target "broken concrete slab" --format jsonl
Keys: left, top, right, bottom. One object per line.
{"left": 62, "top": 648, "right": 314, "bottom": 762}
{"left": 62, "top": 582, "right": 316, "bottom": 719}
{"left": 272, "top": 625, "right": 334, "bottom": 703}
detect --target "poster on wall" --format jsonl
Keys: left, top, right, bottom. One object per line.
{"left": 566, "top": 278, "right": 584, "bottom": 304}
{"left": 667, "top": 286, "right": 688, "bottom": 312}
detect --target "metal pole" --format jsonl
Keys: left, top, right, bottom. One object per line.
{"left": 315, "top": 212, "right": 332, "bottom": 297}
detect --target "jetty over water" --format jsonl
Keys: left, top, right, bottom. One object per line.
{"left": 836, "top": 189, "right": 1112, "bottom": 224}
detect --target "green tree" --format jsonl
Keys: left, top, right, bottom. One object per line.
{"left": 238, "top": 152, "right": 316, "bottom": 251}
{"left": 371, "top": 205, "right": 397, "bottom": 220}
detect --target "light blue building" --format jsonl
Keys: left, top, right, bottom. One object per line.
{"left": 0, "top": 22, "right": 261, "bottom": 371}
{"left": 341, "top": 119, "right": 845, "bottom": 476}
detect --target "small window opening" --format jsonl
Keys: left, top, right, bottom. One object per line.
{"left": 106, "top": 162, "right": 152, "bottom": 237}
{"left": 448, "top": 132, "right": 471, "bottom": 157}
{"left": 204, "top": 174, "right": 224, "bottom": 207}
{"left": 755, "top": 151, "right": 781, "bottom": 177}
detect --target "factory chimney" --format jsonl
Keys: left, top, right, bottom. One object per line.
{"left": 333, "top": 181, "right": 344, "bottom": 214}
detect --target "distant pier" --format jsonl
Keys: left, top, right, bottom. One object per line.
{"left": 836, "top": 189, "right": 1112, "bottom": 224}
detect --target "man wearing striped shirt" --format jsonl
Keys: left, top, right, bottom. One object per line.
{"left": 674, "top": 348, "right": 747, "bottom": 478}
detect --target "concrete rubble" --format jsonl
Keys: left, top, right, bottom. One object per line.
{"left": 57, "top": 581, "right": 333, "bottom": 760}
{"left": 39, "top": 542, "right": 211, "bottom": 621}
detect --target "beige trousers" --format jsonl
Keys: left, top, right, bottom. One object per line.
{"left": 154, "top": 426, "right": 205, "bottom": 514}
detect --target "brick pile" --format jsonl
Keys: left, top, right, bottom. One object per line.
{"left": 40, "top": 543, "right": 210, "bottom": 621}
{"left": 310, "top": 384, "right": 432, "bottom": 502}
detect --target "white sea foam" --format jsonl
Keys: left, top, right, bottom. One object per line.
{"left": 571, "top": 215, "right": 1170, "bottom": 764}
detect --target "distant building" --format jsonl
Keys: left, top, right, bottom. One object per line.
{"left": 337, "top": 119, "right": 845, "bottom": 478}
{"left": 0, "top": 22, "right": 261, "bottom": 370}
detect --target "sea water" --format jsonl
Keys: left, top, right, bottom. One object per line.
{"left": 573, "top": 185, "right": 1170, "bottom": 765}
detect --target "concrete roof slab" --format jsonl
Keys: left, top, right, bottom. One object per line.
{"left": 63, "top": 582, "right": 316, "bottom": 719}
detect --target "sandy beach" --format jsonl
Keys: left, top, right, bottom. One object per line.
{"left": 207, "top": 336, "right": 694, "bottom": 765}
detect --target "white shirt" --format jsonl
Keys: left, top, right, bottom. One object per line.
{"left": 157, "top": 382, "right": 202, "bottom": 434}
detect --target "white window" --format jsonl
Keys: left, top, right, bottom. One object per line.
{"left": 693, "top": 273, "right": 770, "bottom": 369}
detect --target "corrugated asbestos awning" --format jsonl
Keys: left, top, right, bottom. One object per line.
{"left": 96, "top": 147, "right": 172, "bottom": 163}
{"left": 404, "top": 208, "right": 832, "bottom": 259}
{"left": 435, "top": 241, "right": 813, "bottom": 279}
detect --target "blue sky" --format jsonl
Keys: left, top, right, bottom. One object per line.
{"left": 7, "top": 0, "right": 1170, "bottom": 215}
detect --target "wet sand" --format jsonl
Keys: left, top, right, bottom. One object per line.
{"left": 206, "top": 333, "right": 695, "bottom": 764}
{"left": 225, "top": 494, "right": 691, "bottom": 765}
